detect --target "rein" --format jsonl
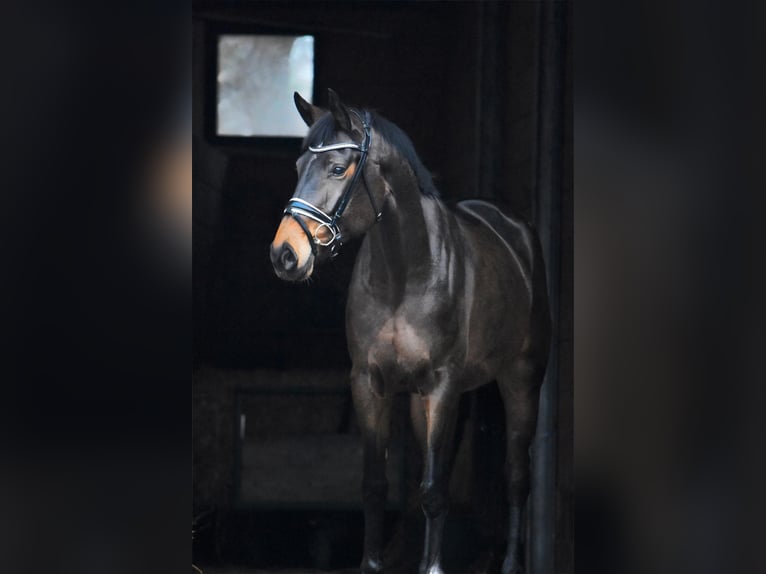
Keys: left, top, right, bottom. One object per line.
{"left": 283, "top": 110, "right": 382, "bottom": 257}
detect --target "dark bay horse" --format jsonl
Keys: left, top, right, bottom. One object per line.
{"left": 270, "top": 89, "right": 550, "bottom": 574}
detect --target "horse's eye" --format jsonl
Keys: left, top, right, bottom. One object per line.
{"left": 331, "top": 165, "right": 346, "bottom": 176}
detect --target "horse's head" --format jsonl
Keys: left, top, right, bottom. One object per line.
{"left": 270, "top": 89, "right": 387, "bottom": 282}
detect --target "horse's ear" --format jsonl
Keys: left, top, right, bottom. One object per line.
{"left": 294, "top": 92, "right": 324, "bottom": 127}
{"left": 327, "top": 88, "right": 353, "bottom": 134}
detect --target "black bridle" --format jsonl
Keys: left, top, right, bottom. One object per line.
{"left": 283, "top": 110, "right": 382, "bottom": 257}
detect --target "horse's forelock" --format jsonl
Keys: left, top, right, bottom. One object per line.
{"left": 302, "top": 111, "right": 340, "bottom": 151}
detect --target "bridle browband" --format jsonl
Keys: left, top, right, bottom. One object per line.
{"left": 283, "top": 110, "right": 382, "bottom": 257}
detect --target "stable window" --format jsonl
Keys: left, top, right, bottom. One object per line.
{"left": 216, "top": 34, "right": 315, "bottom": 138}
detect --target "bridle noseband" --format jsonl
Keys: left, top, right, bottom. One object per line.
{"left": 283, "top": 110, "right": 382, "bottom": 257}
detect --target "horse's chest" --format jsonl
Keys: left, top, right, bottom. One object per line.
{"left": 368, "top": 315, "right": 432, "bottom": 376}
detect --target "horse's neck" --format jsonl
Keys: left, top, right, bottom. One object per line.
{"left": 364, "top": 176, "right": 448, "bottom": 301}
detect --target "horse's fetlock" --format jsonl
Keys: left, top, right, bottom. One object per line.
{"left": 501, "top": 556, "right": 524, "bottom": 574}
{"left": 419, "top": 560, "right": 445, "bottom": 574}
{"left": 361, "top": 555, "right": 384, "bottom": 574}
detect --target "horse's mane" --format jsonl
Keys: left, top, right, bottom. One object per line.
{"left": 302, "top": 109, "right": 440, "bottom": 198}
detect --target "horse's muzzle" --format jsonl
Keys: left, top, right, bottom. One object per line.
{"left": 270, "top": 242, "right": 312, "bottom": 281}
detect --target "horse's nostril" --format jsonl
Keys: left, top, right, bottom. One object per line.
{"left": 280, "top": 244, "right": 297, "bottom": 271}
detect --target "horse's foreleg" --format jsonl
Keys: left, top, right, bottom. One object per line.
{"left": 498, "top": 365, "right": 542, "bottom": 574}
{"left": 352, "top": 370, "right": 392, "bottom": 574}
{"left": 418, "top": 386, "right": 459, "bottom": 574}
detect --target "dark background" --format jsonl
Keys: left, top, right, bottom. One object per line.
{"left": 193, "top": 1, "right": 571, "bottom": 573}
{"left": 0, "top": 1, "right": 760, "bottom": 574}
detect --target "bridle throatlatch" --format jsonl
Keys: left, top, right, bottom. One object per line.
{"left": 283, "top": 110, "right": 382, "bottom": 257}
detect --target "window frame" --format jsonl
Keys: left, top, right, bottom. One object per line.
{"left": 204, "top": 21, "right": 321, "bottom": 153}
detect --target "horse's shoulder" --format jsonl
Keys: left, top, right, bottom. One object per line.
{"left": 453, "top": 199, "right": 536, "bottom": 289}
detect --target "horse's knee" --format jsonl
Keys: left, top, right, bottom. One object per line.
{"left": 505, "top": 430, "right": 533, "bottom": 479}
{"left": 420, "top": 479, "right": 448, "bottom": 518}
{"left": 510, "top": 353, "right": 546, "bottom": 384}
{"left": 504, "top": 460, "right": 531, "bottom": 506}
{"left": 505, "top": 464, "right": 531, "bottom": 499}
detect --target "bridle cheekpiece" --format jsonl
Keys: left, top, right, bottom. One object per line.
{"left": 283, "top": 110, "right": 382, "bottom": 257}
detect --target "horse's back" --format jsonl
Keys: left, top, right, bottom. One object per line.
{"left": 454, "top": 199, "right": 538, "bottom": 296}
